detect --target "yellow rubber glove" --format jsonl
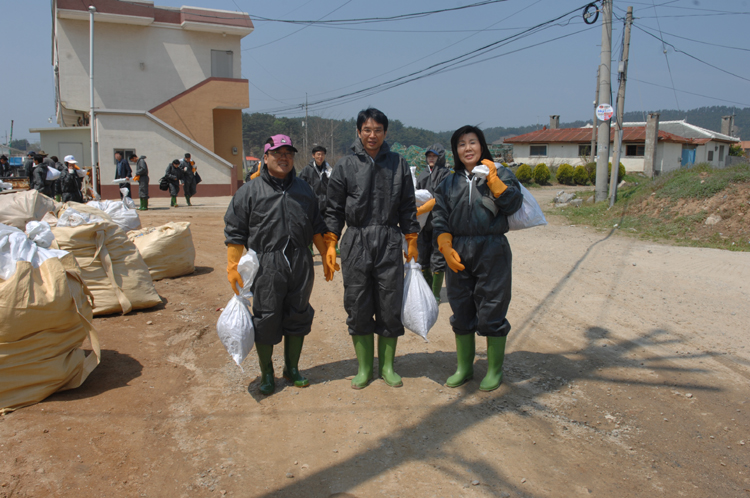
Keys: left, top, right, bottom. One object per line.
{"left": 481, "top": 159, "right": 508, "bottom": 198}
{"left": 416, "top": 198, "right": 436, "bottom": 217}
{"left": 313, "top": 233, "right": 335, "bottom": 281}
{"left": 132, "top": 175, "right": 140, "bottom": 182}
{"left": 323, "top": 232, "right": 340, "bottom": 277}
{"left": 249, "top": 169, "right": 260, "bottom": 180}
{"left": 437, "top": 233, "right": 465, "bottom": 273}
{"left": 404, "top": 232, "right": 419, "bottom": 262}
{"left": 227, "top": 244, "right": 245, "bottom": 295}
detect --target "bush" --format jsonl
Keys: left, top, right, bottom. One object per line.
{"left": 618, "top": 162, "right": 626, "bottom": 180}
{"left": 573, "top": 165, "right": 589, "bottom": 185}
{"left": 556, "top": 163, "right": 575, "bottom": 185}
{"left": 588, "top": 162, "right": 625, "bottom": 185}
{"left": 516, "top": 164, "right": 533, "bottom": 183}
{"left": 533, "top": 163, "right": 551, "bottom": 185}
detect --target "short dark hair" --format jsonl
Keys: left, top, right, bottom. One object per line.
{"left": 356, "top": 108, "right": 388, "bottom": 132}
{"left": 33, "top": 154, "right": 44, "bottom": 163}
{"left": 184, "top": 153, "right": 191, "bottom": 158}
{"left": 129, "top": 154, "right": 138, "bottom": 160}
{"left": 0, "top": 155, "right": 8, "bottom": 161}
{"left": 50, "top": 156, "right": 59, "bottom": 163}
{"left": 172, "top": 159, "right": 181, "bottom": 165}
{"left": 450, "top": 125, "right": 493, "bottom": 172}
{"left": 312, "top": 145, "right": 327, "bottom": 155}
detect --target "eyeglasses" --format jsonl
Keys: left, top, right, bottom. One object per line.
{"left": 269, "top": 149, "right": 296, "bottom": 158}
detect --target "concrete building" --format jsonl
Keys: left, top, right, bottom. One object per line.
{"left": 31, "top": 0, "right": 253, "bottom": 198}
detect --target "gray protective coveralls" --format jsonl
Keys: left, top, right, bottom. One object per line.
{"left": 30, "top": 164, "right": 53, "bottom": 197}
{"left": 298, "top": 159, "right": 332, "bottom": 218}
{"left": 416, "top": 143, "right": 451, "bottom": 272}
{"left": 164, "top": 163, "right": 182, "bottom": 196}
{"left": 431, "top": 165, "right": 523, "bottom": 337}
{"left": 325, "top": 140, "right": 419, "bottom": 338}
{"left": 181, "top": 159, "right": 197, "bottom": 198}
{"left": 135, "top": 156, "right": 149, "bottom": 199}
{"left": 224, "top": 165, "right": 327, "bottom": 345}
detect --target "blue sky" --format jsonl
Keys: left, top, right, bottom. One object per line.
{"left": 3, "top": 0, "right": 749, "bottom": 144}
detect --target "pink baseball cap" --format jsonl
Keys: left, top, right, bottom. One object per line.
{"left": 264, "top": 134, "right": 298, "bottom": 154}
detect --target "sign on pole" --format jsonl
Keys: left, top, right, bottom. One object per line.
{"left": 596, "top": 103, "right": 614, "bottom": 121}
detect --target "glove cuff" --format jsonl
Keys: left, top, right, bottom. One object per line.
{"left": 436, "top": 232, "right": 453, "bottom": 252}
{"left": 227, "top": 244, "right": 244, "bottom": 272}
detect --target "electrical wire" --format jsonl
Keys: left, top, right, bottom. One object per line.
{"left": 649, "top": 0, "right": 680, "bottom": 110}
{"left": 629, "top": 78, "right": 750, "bottom": 107}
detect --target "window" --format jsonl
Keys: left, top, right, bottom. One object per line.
{"left": 707, "top": 150, "right": 714, "bottom": 161}
{"left": 530, "top": 145, "right": 547, "bottom": 156}
{"left": 719, "top": 145, "right": 725, "bottom": 161}
{"left": 211, "top": 50, "right": 234, "bottom": 78}
{"left": 625, "top": 144, "right": 645, "bottom": 157}
{"left": 114, "top": 149, "right": 136, "bottom": 165}
{"left": 578, "top": 144, "right": 591, "bottom": 157}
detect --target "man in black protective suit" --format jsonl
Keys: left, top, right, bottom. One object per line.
{"left": 298, "top": 145, "right": 333, "bottom": 255}
{"left": 30, "top": 154, "right": 54, "bottom": 197}
{"left": 164, "top": 159, "right": 183, "bottom": 207}
{"left": 415, "top": 144, "right": 451, "bottom": 303}
{"left": 130, "top": 154, "right": 149, "bottom": 211}
{"left": 224, "top": 134, "right": 338, "bottom": 396}
{"left": 325, "top": 108, "right": 420, "bottom": 390}
{"left": 180, "top": 153, "right": 197, "bottom": 206}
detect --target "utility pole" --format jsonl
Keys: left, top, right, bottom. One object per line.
{"left": 609, "top": 6, "right": 633, "bottom": 208}
{"left": 9, "top": 120, "right": 14, "bottom": 153}
{"left": 330, "top": 119, "right": 334, "bottom": 163}
{"left": 590, "top": 67, "right": 600, "bottom": 163}
{"left": 304, "top": 93, "right": 309, "bottom": 156}
{"left": 594, "top": 0, "right": 613, "bottom": 202}
{"left": 89, "top": 5, "right": 98, "bottom": 197}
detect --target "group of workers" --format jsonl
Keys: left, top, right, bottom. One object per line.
{"left": 17, "top": 151, "right": 87, "bottom": 202}
{"left": 113, "top": 151, "right": 198, "bottom": 210}
{"left": 224, "top": 107, "right": 523, "bottom": 396}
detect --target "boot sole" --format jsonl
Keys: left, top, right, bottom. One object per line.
{"left": 445, "top": 374, "right": 473, "bottom": 388}
{"left": 381, "top": 376, "right": 403, "bottom": 388}
{"left": 283, "top": 374, "right": 309, "bottom": 388}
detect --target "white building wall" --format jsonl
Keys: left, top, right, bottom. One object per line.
{"left": 511, "top": 142, "right": 646, "bottom": 172}
{"left": 31, "top": 127, "right": 92, "bottom": 167}
{"left": 57, "top": 18, "right": 242, "bottom": 113}
{"left": 657, "top": 142, "right": 683, "bottom": 174}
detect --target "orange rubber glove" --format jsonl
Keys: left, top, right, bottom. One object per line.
{"left": 133, "top": 175, "right": 140, "bottom": 182}
{"left": 227, "top": 244, "right": 245, "bottom": 295}
{"left": 323, "top": 232, "right": 340, "bottom": 277}
{"left": 416, "top": 198, "right": 436, "bottom": 217}
{"left": 249, "top": 169, "right": 260, "bottom": 180}
{"left": 404, "top": 232, "right": 419, "bottom": 262}
{"left": 437, "top": 233, "right": 465, "bottom": 273}
{"left": 313, "top": 233, "right": 336, "bottom": 281}
{"left": 481, "top": 159, "right": 508, "bottom": 198}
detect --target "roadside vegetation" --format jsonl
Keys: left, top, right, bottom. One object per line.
{"left": 552, "top": 162, "right": 750, "bottom": 252}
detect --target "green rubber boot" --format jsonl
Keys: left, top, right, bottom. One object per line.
{"left": 432, "top": 271, "right": 444, "bottom": 303}
{"left": 421, "top": 267, "right": 433, "bottom": 288}
{"left": 446, "top": 333, "right": 475, "bottom": 387}
{"left": 378, "top": 336, "right": 403, "bottom": 387}
{"left": 170, "top": 195, "right": 177, "bottom": 207}
{"left": 185, "top": 195, "right": 192, "bottom": 206}
{"left": 255, "top": 343, "right": 275, "bottom": 395}
{"left": 283, "top": 335, "right": 309, "bottom": 388}
{"left": 351, "top": 334, "right": 374, "bottom": 389}
{"left": 479, "top": 336, "right": 507, "bottom": 392}
{"left": 137, "top": 198, "right": 146, "bottom": 211}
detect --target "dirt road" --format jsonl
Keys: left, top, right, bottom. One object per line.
{"left": 2, "top": 187, "right": 749, "bottom": 497}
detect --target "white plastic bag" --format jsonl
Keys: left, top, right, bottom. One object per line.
{"left": 57, "top": 207, "right": 104, "bottom": 228}
{"left": 415, "top": 189, "right": 433, "bottom": 229}
{"left": 0, "top": 223, "right": 69, "bottom": 280}
{"left": 25, "top": 221, "right": 55, "bottom": 248}
{"left": 216, "top": 250, "right": 260, "bottom": 368}
{"left": 46, "top": 166, "right": 61, "bottom": 181}
{"left": 401, "top": 262, "right": 439, "bottom": 341}
{"left": 508, "top": 184, "right": 547, "bottom": 231}
{"left": 86, "top": 200, "right": 140, "bottom": 232}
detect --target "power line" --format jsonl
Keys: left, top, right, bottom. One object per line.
{"left": 629, "top": 78, "right": 750, "bottom": 107}
{"left": 649, "top": 0, "right": 680, "bottom": 110}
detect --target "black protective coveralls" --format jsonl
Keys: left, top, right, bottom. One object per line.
{"left": 30, "top": 164, "right": 53, "bottom": 197}
{"left": 164, "top": 164, "right": 182, "bottom": 196}
{"left": 431, "top": 166, "right": 523, "bottom": 337}
{"left": 325, "top": 140, "right": 419, "bottom": 338}
{"left": 60, "top": 168, "right": 84, "bottom": 203}
{"left": 181, "top": 159, "right": 197, "bottom": 198}
{"left": 416, "top": 143, "right": 451, "bottom": 273}
{"left": 298, "top": 160, "right": 332, "bottom": 218}
{"left": 135, "top": 156, "right": 149, "bottom": 199}
{"left": 224, "top": 165, "right": 327, "bottom": 345}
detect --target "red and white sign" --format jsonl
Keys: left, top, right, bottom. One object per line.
{"left": 596, "top": 104, "right": 614, "bottom": 121}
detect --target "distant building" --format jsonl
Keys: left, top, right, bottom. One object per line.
{"left": 31, "top": 0, "right": 253, "bottom": 198}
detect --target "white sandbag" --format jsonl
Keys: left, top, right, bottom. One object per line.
{"left": 401, "top": 262, "right": 438, "bottom": 341}
{"left": 51, "top": 219, "right": 161, "bottom": 315}
{"left": 0, "top": 190, "right": 56, "bottom": 230}
{"left": 57, "top": 207, "right": 105, "bottom": 228}
{"left": 0, "top": 181, "right": 12, "bottom": 191}
{"left": 415, "top": 189, "right": 433, "bottom": 229}
{"left": 0, "top": 253, "right": 100, "bottom": 414}
{"left": 217, "top": 251, "right": 260, "bottom": 368}
{"left": 46, "top": 166, "right": 61, "bottom": 181}
{"left": 86, "top": 200, "right": 140, "bottom": 232}
{"left": 0, "top": 223, "right": 68, "bottom": 279}
{"left": 508, "top": 184, "right": 547, "bottom": 231}
{"left": 127, "top": 222, "right": 196, "bottom": 281}
{"left": 25, "top": 221, "right": 55, "bottom": 248}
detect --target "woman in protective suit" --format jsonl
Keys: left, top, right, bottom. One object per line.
{"left": 431, "top": 125, "right": 523, "bottom": 391}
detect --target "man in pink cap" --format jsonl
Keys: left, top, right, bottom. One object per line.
{"left": 224, "top": 134, "right": 339, "bottom": 395}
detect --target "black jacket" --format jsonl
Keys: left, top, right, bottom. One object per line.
{"left": 432, "top": 165, "right": 523, "bottom": 239}
{"left": 325, "top": 140, "right": 419, "bottom": 237}
{"left": 298, "top": 160, "right": 332, "bottom": 216}
{"left": 224, "top": 164, "right": 327, "bottom": 252}
{"left": 416, "top": 143, "right": 451, "bottom": 232}
{"left": 181, "top": 159, "right": 196, "bottom": 183}
{"left": 115, "top": 157, "right": 132, "bottom": 179}
{"left": 31, "top": 164, "right": 53, "bottom": 197}
{"left": 60, "top": 168, "right": 84, "bottom": 203}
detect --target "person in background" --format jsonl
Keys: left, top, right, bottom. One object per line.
{"left": 30, "top": 154, "right": 54, "bottom": 197}
{"left": 224, "top": 134, "right": 337, "bottom": 395}
{"left": 23, "top": 151, "right": 35, "bottom": 178}
{"left": 431, "top": 125, "right": 523, "bottom": 392}
{"left": 325, "top": 107, "right": 420, "bottom": 390}
{"left": 299, "top": 145, "right": 333, "bottom": 255}
{"left": 49, "top": 155, "right": 65, "bottom": 202}
{"left": 415, "top": 144, "right": 451, "bottom": 303}
{"left": 180, "top": 153, "right": 197, "bottom": 206}
{"left": 130, "top": 154, "right": 149, "bottom": 211}
{"left": 114, "top": 152, "right": 132, "bottom": 200}
{"left": 0, "top": 155, "right": 10, "bottom": 177}
{"left": 165, "top": 159, "right": 183, "bottom": 207}
{"left": 60, "top": 155, "right": 84, "bottom": 203}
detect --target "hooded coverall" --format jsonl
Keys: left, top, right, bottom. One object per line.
{"left": 135, "top": 157, "right": 149, "bottom": 199}
{"left": 325, "top": 140, "right": 419, "bottom": 338}
{"left": 181, "top": 159, "right": 197, "bottom": 198}
{"left": 164, "top": 163, "right": 182, "bottom": 197}
{"left": 431, "top": 165, "right": 523, "bottom": 337}
{"left": 416, "top": 143, "right": 451, "bottom": 273}
{"left": 60, "top": 168, "right": 84, "bottom": 203}
{"left": 224, "top": 164, "right": 327, "bottom": 345}
{"left": 298, "top": 159, "right": 332, "bottom": 219}
{"left": 30, "top": 163, "right": 53, "bottom": 197}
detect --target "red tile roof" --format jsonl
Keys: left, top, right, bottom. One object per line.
{"left": 504, "top": 127, "right": 692, "bottom": 144}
